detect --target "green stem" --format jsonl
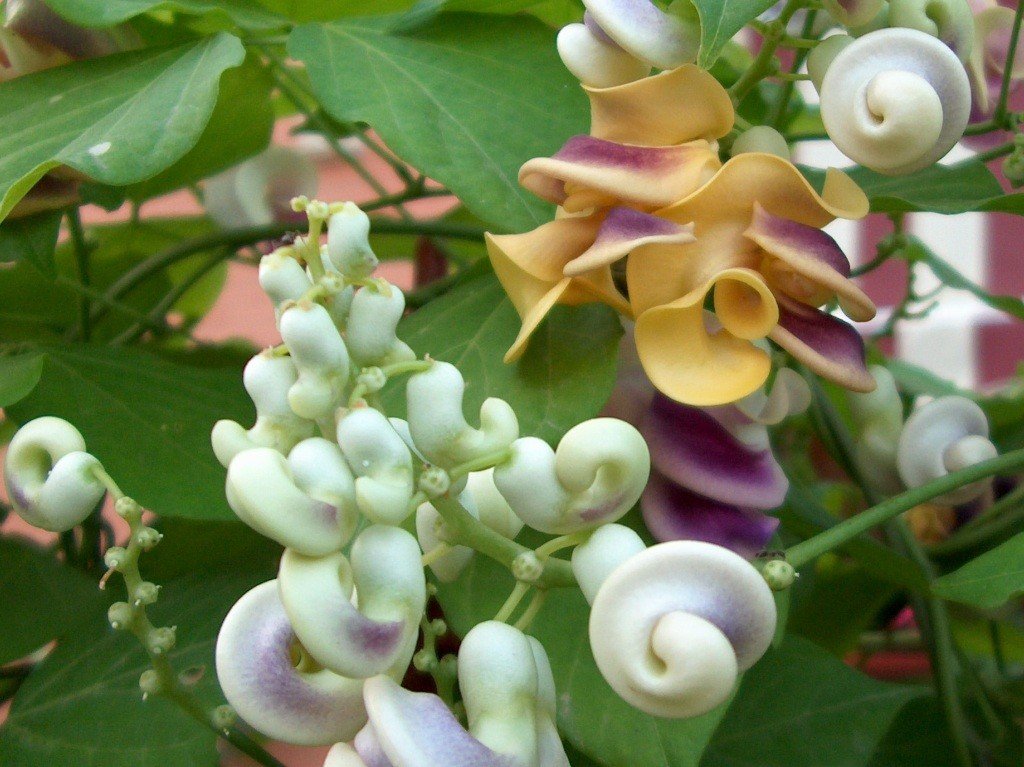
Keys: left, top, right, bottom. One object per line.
{"left": 448, "top": 449, "right": 512, "bottom": 483}
{"left": 729, "top": 0, "right": 804, "bottom": 104}
{"left": 66, "top": 207, "right": 92, "bottom": 342}
{"left": 771, "top": 9, "right": 819, "bottom": 129}
{"left": 994, "top": 0, "right": 1024, "bottom": 125}
{"left": 929, "top": 482, "right": 1024, "bottom": 557}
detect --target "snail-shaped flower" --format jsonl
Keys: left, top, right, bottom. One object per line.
{"left": 337, "top": 407, "right": 415, "bottom": 525}
{"left": 583, "top": 540, "right": 776, "bottom": 718}
{"left": 278, "top": 525, "right": 426, "bottom": 679}
{"left": 326, "top": 621, "right": 568, "bottom": 767}
{"left": 279, "top": 301, "right": 351, "bottom": 421}
{"left": 259, "top": 249, "right": 312, "bottom": 316}
{"left": 225, "top": 439, "right": 358, "bottom": 555}
{"left": 848, "top": 365, "right": 905, "bottom": 494}
{"left": 211, "top": 352, "right": 315, "bottom": 467}
{"left": 327, "top": 202, "right": 379, "bottom": 280}
{"left": 345, "top": 283, "right": 415, "bottom": 368}
{"left": 493, "top": 417, "right": 649, "bottom": 534}
{"left": 204, "top": 146, "right": 318, "bottom": 230}
{"left": 3, "top": 416, "right": 105, "bottom": 532}
{"left": 818, "top": 28, "right": 972, "bottom": 175}
{"left": 406, "top": 361, "right": 519, "bottom": 468}
{"left": 215, "top": 581, "right": 381, "bottom": 746}
{"left": 896, "top": 396, "right": 997, "bottom": 504}
{"left": 889, "top": 0, "right": 976, "bottom": 62}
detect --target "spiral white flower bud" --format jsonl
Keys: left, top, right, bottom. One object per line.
{"left": 345, "top": 283, "right": 415, "bottom": 368}
{"left": 556, "top": 22, "right": 650, "bottom": 88}
{"left": 278, "top": 525, "right": 426, "bottom": 679}
{"left": 889, "top": 0, "right": 975, "bottom": 62}
{"left": 211, "top": 352, "right": 315, "bottom": 467}
{"left": 582, "top": 0, "right": 700, "bottom": 69}
{"left": 225, "top": 440, "right": 357, "bottom": 555}
{"left": 3, "top": 417, "right": 105, "bottom": 532}
{"left": 327, "top": 202, "right": 378, "bottom": 279}
{"left": 571, "top": 523, "right": 646, "bottom": 604}
{"left": 819, "top": 28, "right": 971, "bottom": 175}
{"left": 337, "top": 408, "right": 415, "bottom": 525}
{"left": 215, "top": 581, "right": 368, "bottom": 746}
{"left": 259, "top": 249, "right": 312, "bottom": 314}
{"left": 493, "top": 418, "right": 650, "bottom": 534}
{"left": 280, "top": 301, "right": 351, "bottom": 421}
{"left": 406, "top": 361, "right": 519, "bottom": 469}
{"left": 589, "top": 541, "right": 776, "bottom": 718}
{"left": 896, "top": 396, "right": 997, "bottom": 504}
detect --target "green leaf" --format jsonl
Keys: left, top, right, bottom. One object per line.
{"left": 44, "top": 0, "right": 286, "bottom": 29}
{"left": 0, "top": 536, "right": 101, "bottom": 666}
{"left": 933, "top": 531, "right": 1024, "bottom": 608}
{"left": 436, "top": 551, "right": 728, "bottom": 767}
{"left": 0, "top": 211, "right": 62, "bottom": 277}
{"left": 289, "top": 13, "right": 588, "bottom": 231}
{"left": 383, "top": 271, "right": 622, "bottom": 444}
{"left": 702, "top": 635, "right": 921, "bottom": 767}
{"left": 0, "top": 569, "right": 268, "bottom": 767}
{"left": 694, "top": 0, "right": 776, "bottom": 68}
{"left": 258, "top": 0, "right": 416, "bottom": 21}
{"left": 0, "top": 352, "right": 45, "bottom": 408}
{"left": 7, "top": 345, "right": 250, "bottom": 521}
{"left": 868, "top": 697, "right": 958, "bottom": 767}
{"left": 0, "top": 34, "right": 245, "bottom": 222}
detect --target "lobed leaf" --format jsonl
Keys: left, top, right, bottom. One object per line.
{"left": 933, "top": 532, "right": 1024, "bottom": 609}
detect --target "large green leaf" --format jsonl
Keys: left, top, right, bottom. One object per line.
{"left": 436, "top": 552, "right": 729, "bottom": 767}
{"left": 0, "top": 34, "right": 244, "bottom": 222}
{"left": 7, "top": 345, "right": 250, "bottom": 521}
{"left": 44, "top": 0, "right": 286, "bottom": 28}
{"left": 0, "top": 211, "right": 62, "bottom": 277}
{"left": 384, "top": 271, "right": 622, "bottom": 444}
{"left": 0, "top": 352, "right": 45, "bottom": 408}
{"left": 0, "top": 536, "right": 102, "bottom": 666}
{"left": 258, "top": 0, "right": 416, "bottom": 21}
{"left": 933, "top": 531, "right": 1024, "bottom": 609}
{"left": 702, "top": 635, "right": 920, "bottom": 767}
{"left": 290, "top": 13, "right": 588, "bottom": 231}
{"left": 694, "top": 0, "right": 776, "bottom": 68}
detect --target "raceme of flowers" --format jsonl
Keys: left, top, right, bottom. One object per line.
{"left": 487, "top": 62, "right": 878, "bottom": 408}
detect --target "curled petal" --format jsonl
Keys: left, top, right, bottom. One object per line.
{"left": 346, "top": 283, "right": 415, "bottom": 367}
{"left": 735, "top": 367, "right": 812, "bottom": 425}
{"left": 556, "top": 22, "right": 649, "bottom": 88}
{"left": 589, "top": 541, "right": 776, "bottom": 718}
{"left": 571, "top": 523, "right": 646, "bottom": 603}
{"left": 3, "top": 416, "right": 104, "bottom": 533}
{"left": 889, "top": 0, "right": 975, "bottom": 61}
{"left": 212, "top": 352, "right": 315, "bottom": 467}
{"left": 586, "top": 65, "right": 735, "bottom": 146}
{"left": 563, "top": 206, "right": 694, "bottom": 276}
{"left": 968, "top": 6, "right": 1024, "bottom": 114}
{"left": 822, "top": 0, "right": 885, "bottom": 28}
{"left": 897, "top": 396, "right": 997, "bottom": 504}
{"left": 819, "top": 28, "right": 971, "bottom": 175}
{"left": 768, "top": 293, "right": 875, "bottom": 393}
{"left": 225, "top": 441, "right": 357, "bottom": 554}
{"left": 467, "top": 468, "right": 523, "bottom": 540}
{"left": 633, "top": 271, "right": 777, "bottom": 406}
{"left": 641, "top": 470, "right": 778, "bottom": 558}
{"left": 641, "top": 394, "right": 789, "bottom": 508}
{"left": 279, "top": 525, "right": 425, "bottom": 678}
{"left": 406, "top": 361, "right": 519, "bottom": 468}
{"left": 215, "top": 581, "right": 367, "bottom": 746}
{"left": 328, "top": 202, "right": 379, "bottom": 279}
{"left": 493, "top": 418, "right": 650, "bottom": 534}
{"left": 582, "top": 0, "right": 699, "bottom": 69}
{"left": 520, "top": 136, "right": 719, "bottom": 213}
{"left": 280, "top": 302, "right": 351, "bottom": 421}
{"left": 205, "top": 147, "right": 317, "bottom": 229}
{"left": 337, "top": 408, "right": 415, "bottom": 525}
{"left": 745, "top": 202, "right": 875, "bottom": 322}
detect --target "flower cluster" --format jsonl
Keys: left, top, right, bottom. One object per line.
{"left": 489, "top": 4, "right": 879, "bottom": 408}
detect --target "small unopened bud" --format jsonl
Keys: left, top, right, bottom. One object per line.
{"left": 306, "top": 199, "right": 330, "bottom": 220}
{"left": 139, "top": 669, "right": 164, "bottom": 697}
{"left": 212, "top": 704, "right": 237, "bottom": 731}
{"left": 146, "top": 626, "right": 177, "bottom": 655}
{"left": 115, "top": 496, "right": 142, "bottom": 521}
{"left": 418, "top": 466, "right": 451, "bottom": 498}
{"left": 104, "top": 546, "right": 128, "bottom": 571}
{"left": 291, "top": 195, "right": 309, "bottom": 212}
{"left": 430, "top": 618, "right": 447, "bottom": 636}
{"left": 1004, "top": 153, "right": 1024, "bottom": 188}
{"left": 357, "top": 366, "right": 387, "bottom": 394}
{"left": 762, "top": 559, "right": 797, "bottom": 591}
{"left": 512, "top": 551, "right": 544, "bottom": 583}
{"left": 107, "top": 601, "right": 134, "bottom": 631}
{"left": 133, "top": 581, "right": 160, "bottom": 606}
{"left": 413, "top": 648, "right": 438, "bottom": 673}
{"left": 135, "top": 527, "right": 162, "bottom": 551}
{"left": 438, "top": 653, "right": 458, "bottom": 680}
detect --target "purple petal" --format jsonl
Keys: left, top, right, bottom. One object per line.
{"left": 354, "top": 724, "right": 397, "bottom": 767}
{"left": 642, "top": 470, "right": 778, "bottom": 558}
{"left": 768, "top": 293, "right": 875, "bottom": 393}
{"left": 564, "top": 206, "right": 693, "bottom": 276}
{"left": 583, "top": 0, "right": 697, "bottom": 69}
{"left": 641, "top": 393, "right": 789, "bottom": 509}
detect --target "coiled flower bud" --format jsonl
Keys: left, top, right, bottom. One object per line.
{"left": 556, "top": 19, "right": 650, "bottom": 88}
{"left": 588, "top": 540, "right": 776, "bottom": 718}
{"left": 406, "top": 361, "right": 519, "bottom": 469}
{"left": 3, "top": 416, "right": 105, "bottom": 532}
{"left": 278, "top": 525, "right": 426, "bottom": 679}
{"left": 896, "top": 396, "right": 997, "bottom": 504}
{"left": 204, "top": 146, "right": 318, "bottom": 229}
{"left": 493, "top": 418, "right": 650, "bottom": 534}
{"left": 889, "top": 0, "right": 975, "bottom": 61}
{"left": 848, "top": 365, "right": 905, "bottom": 494}
{"left": 571, "top": 523, "right": 646, "bottom": 603}
{"left": 225, "top": 439, "right": 357, "bottom": 555}
{"left": 211, "top": 352, "right": 315, "bottom": 467}
{"left": 279, "top": 301, "right": 351, "bottom": 421}
{"left": 327, "top": 202, "right": 378, "bottom": 280}
{"left": 259, "top": 249, "right": 312, "bottom": 315}
{"left": 822, "top": 0, "right": 885, "bottom": 28}
{"left": 337, "top": 408, "right": 415, "bottom": 525}
{"left": 345, "top": 283, "right": 415, "bottom": 368}
{"left": 818, "top": 28, "right": 971, "bottom": 175}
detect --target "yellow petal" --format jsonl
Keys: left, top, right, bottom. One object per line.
{"left": 586, "top": 65, "right": 735, "bottom": 146}
{"left": 504, "top": 278, "right": 573, "bottom": 362}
